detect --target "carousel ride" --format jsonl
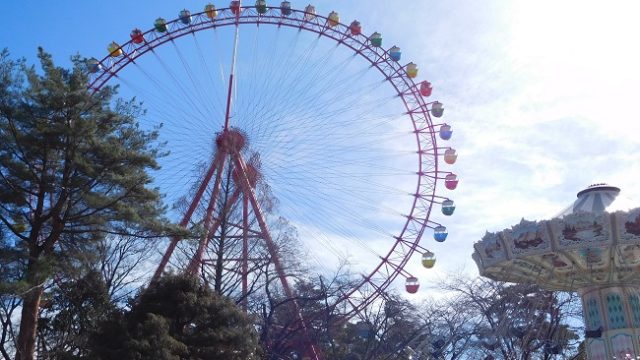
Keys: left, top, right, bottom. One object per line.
{"left": 473, "top": 184, "right": 640, "bottom": 360}
{"left": 87, "top": 1, "right": 458, "bottom": 359}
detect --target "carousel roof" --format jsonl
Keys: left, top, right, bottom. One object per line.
{"left": 556, "top": 184, "right": 621, "bottom": 216}
{"left": 472, "top": 184, "right": 640, "bottom": 290}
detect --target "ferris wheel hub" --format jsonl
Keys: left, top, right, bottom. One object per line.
{"left": 216, "top": 128, "right": 246, "bottom": 153}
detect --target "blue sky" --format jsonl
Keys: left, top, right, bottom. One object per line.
{"left": 3, "top": 0, "right": 640, "bottom": 295}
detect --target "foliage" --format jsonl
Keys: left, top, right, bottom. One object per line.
{"left": 0, "top": 47, "right": 170, "bottom": 359}
{"left": 95, "top": 235, "right": 157, "bottom": 304}
{"left": 435, "top": 276, "right": 583, "bottom": 360}
{"left": 299, "top": 276, "right": 584, "bottom": 360}
{"left": 36, "top": 270, "right": 116, "bottom": 359}
{"left": 322, "top": 295, "right": 429, "bottom": 360}
{"left": 89, "top": 273, "right": 261, "bottom": 360}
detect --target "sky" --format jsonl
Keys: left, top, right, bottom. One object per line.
{"left": 2, "top": 0, "right": 640, "bottom": 297}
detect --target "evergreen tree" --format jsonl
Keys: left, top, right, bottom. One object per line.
{"left": 0, "top": 48, "right": 169, "bottom": 360}
{"left": 90, "top": 273, "right": 261, "bottom": 360}
{"left": 37, "top": 270, "right": 116, "bottom": 359}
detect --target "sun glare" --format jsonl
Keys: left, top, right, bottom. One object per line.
{"left": 506, "top": 0, "right": 640, "bottom": 135}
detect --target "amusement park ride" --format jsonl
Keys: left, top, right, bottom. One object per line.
{"left": 474, "top": 184, "right": 640, "bottom": 360}
{"left": 87, "top": 1, "right": 458, "bottom": 359}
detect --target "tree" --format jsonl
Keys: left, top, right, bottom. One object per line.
{"left": 325, "top": 294, "right": 430, "bottom": 360}
{"left": 435, "top": 276, "right": 583, "bottom": 360}
{"left": 321, "top": 275, "right": 583, "bottom": 360}
{"left": 90, "top": 273, "right": 261, "bottom": 360}
{"left": 0, "top": 48, "right": 169, "bottom": 360}
{"left": 95, "top": 234, "right": 157, "bottom": 304}
{"left": 0, "top": 224, "right": 22, "bottom": 359}
{"left": 250, "top": 262, "right": 364, "bottom": 360}
{"left": 36, "top": 270, "right": 116, "bottom": 359}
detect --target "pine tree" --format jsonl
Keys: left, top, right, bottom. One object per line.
{"left": 37, "top": 270, "right": 116, "bottom": 359}
{"left": 90, "top": 273, "right": 261, "bottom": 360}
{"left": 0, "top": 48, "right": 169, "bottom": 360}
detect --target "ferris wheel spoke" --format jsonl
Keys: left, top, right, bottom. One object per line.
{"left": 191, "top": 34, "right": 226, "bottom": 112}
{"left": 250, "top": 96, "right": 405, "bottom": 161}
{"left": 267, "top": 58, "right": 369, "bottom": 122}
{"left": 242, "top": 25, "right": 278, "bottom": 118}
{"left": 288, "top": 59, "right": 365, "bottom": 114}
{"left": 265, "top": 163, "right": 415, "bottom": 201}
{"left": 116, "top": 65, "right": 206, "bottom": 127}
{"left": 282, "top": 48, "right": 342, "bottom": 105}
{"left": 264, "top": 150, "right": 412, "bottom": 179}
{"left": 244, "top": 57, "right": 376, "bottom": 146}
{"left": 270, "top": 182, "right": 396, "bottom": 247}
{"left": 289, "top": 190, "right": 406, "bottom": 242}
{"left": 261, "top": 84, "right": 394, "bottom": 145}
{"left": 237, "top": 36, "right": 323, "bottom": 139}
{"left": 256, "top": 113, "right": 407, "bottom": 163}
{"left": 149, "top": 51, "right": 213, "bottom": 122}
{"left": 250, "top": 39, "right": 326, "bottom": 119}
{"left": 170, "top": 41, "right": 219, "bottom": 117}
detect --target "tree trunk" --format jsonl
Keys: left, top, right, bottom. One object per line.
{"left": 214, "top": 232, "right": 226, "bottom": 294}
{"left": 15, "top": 259, "right": 44, "bottom": 360}
{"left": 214, "top": 169, "right": 233, "bottom": 295}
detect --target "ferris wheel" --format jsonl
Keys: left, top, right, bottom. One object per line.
{"left": 87, "top": 0, "right": 457, "bottom": 346}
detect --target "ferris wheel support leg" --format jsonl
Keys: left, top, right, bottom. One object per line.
{"left": 242, "top": 195, "right": 249, "bottom": 312}
{"left": 186, "top": 189, "right": 242, "bottom": 275}
{"left": 231, "top": 152, "right": 324, "bottom": 360}
{"left": 152, "top": 152, "right": 224, "bottom": 282}
{"left": 184, "top": 155, "right": 228, "bottom": 274}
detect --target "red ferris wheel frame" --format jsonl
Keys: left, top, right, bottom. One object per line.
{"left": 88, "top": 4, "right": 449, "bottom": 322}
